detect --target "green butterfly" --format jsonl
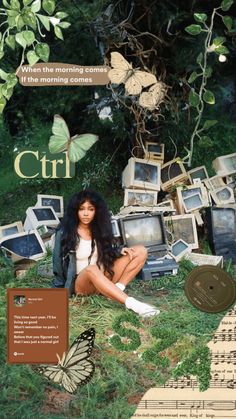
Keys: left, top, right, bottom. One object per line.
{"left": 49, "top": 115, "right": 98, "bottom": 163}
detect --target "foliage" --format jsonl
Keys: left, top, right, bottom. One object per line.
{"left": 0, "top": 0, "right": 70, "bottom": 112}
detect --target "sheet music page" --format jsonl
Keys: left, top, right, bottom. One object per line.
{"left": 132, "top": 305, "right": 236, "bottom": 418}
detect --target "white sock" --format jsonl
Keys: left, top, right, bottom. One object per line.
{"left": 115, "top": 282, "right": 126, "bottom": 291}
{"left": 125, "top": 297, "right": 160, "bottom": 318}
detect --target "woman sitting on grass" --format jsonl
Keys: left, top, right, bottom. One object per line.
{"left": 52, "top": 189, "right": 159, "bottom": 318}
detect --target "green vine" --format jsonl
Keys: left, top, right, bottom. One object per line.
{"left": 0, "top": 0, "right": 71, "bottom": 113}
{"left": 110, "top": 311, "right": 141, "bottom": 352}
{"left": 185, "top": 0, "right": 233, "bottom": 166}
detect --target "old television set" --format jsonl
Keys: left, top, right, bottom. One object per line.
{"left": 119, "top": 212, "right": 168, "bottom": 254}
{"left": 144, "top": 142, "right": 164, "bottom": 163}
{"left": 212, "top": 152, "right": 236, "bottom": 176}
{"left": 214, "top": 186, "right": 235, "bottom": 205}
{"left": 208, "top": 175, "right": 226, "bottom": 189}
{"left": 123, "top": 189, "right": 158, "bottom": 207}
{"left": 0, "top": 230, "right": 46, "bottom": 261}
{"left": 24, "top": 206, "right": 60, "bottom": 231}
{"left": 122, "top": 157, "right": 161, "bottom": 191}
{"left": 171, "top": 239, "right": 191, "bottom": 262}
{"left": 165, "top": 214, "right": 199, "bottom": 250}
{"left": 188, "top": 166, "right": 209, "bottom": 184}
{"left": 161, "top": 159, "right": 188, "bottom": 191}
{"left": 0, "top": 221, "right": 24, "bottom": 239}
{"left": 176, "top": 184, "right": 208, "bottom": 214}
{"left": 36, "top": 194, "right": 64, "bottom": 218}
{"left": 205, "top": 207, "right": 236, "bottom": 261}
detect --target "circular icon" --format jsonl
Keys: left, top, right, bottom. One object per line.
{"left": 184, "top": 265, "right": 236, "bottom": 313}
{"left": 13, "top": 352, "right": 17, "bottom": 356}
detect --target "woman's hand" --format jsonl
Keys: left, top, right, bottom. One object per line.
{"left": 120, "top": 247, "right": 135, "bottom": 260}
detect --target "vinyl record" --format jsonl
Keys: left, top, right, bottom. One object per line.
{"left": 184, "top": 265, "right": 236, "bottom": 313}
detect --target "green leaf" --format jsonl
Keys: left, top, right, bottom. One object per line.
{"left": 2, "top": 84, "right": 13, "bottom": 100}
{"left": 23, "top": 0, "right": 34, "bottom": 5}
{"left": 0, "top": 69, "right": 8, "bottom": 81}
{"left": 194, "top": 13, "right": 207, "bottom": 23}
{"left": 6, "top": 73, "right": 18, "bottom": 87}
{"left": 6, "top": 9, "right": 18, "bottom": 16}
{"left": 188, "top": 71, "right": 200, "bottom": 83}
{"left": 35, "top": 42, "right": 50, "bottom": 61}
{"left": 23, "top": 30, "right": 35, "bottom": 45}
{"left": 0, "top": 97, "right": 7, "bottom": 113}
{"left": 31, "top": 0, "right": 41, "bottom": 12}
{"left": 55, "top": 12, "right": 68, "bottom": 19}
{"left": 202, "top": 120, "right": 217, "bottom": 130}
{"left": 213, "top": 36, "right": 226, "bottom": 46}
{"left": 58, "top": 21, "right": 71, "bottom": 29}
{"left": 54, "top": 25, "right": 64, "bottom": 40}
{"left": 221, "top": 0, "right": 234, "bottom": 11}
{"left": 189, "top": 89, "right": 200, "bottom": 107}
{"left": 3, "top": 0, "right": 11, "bottom": 7}
{"left": 214, "top": 45, "right": 229, "bottom": 54}
{"left": 185, "top": 24, "right": 202, "bottom": 35}
{"left": 198, "top": 135, "right": 213, "bottom": 147}
{"left": 42, "top": 0, "right": 55, "bottom": 15}
{"left": 27, "top": 50, "right": 39, "bottom": 65}
{"left": 37, "top": 14, "right": 50, "bottom": 30}
{"left": 5, "top": 35, "right": 16, "bottom": 50}
{"left": 196, "top": 52, "right": 203, "bottom": 64}
{"left": 0, "top": 52, "right": 4, "bottom": 61}
{"left": 10, "top": 0, "right": 20, "bottom": 10}
{"left": 203, "top": 90, "right": 215, "bottom": 105}
{"left": 16, "top": 15, "right": 25, "bottom": 30}
{"left": 222, "top": 15, "right": 233, "bottom": 30}
{"left": 205, "top": 66, "right": 212, "bottom": 78}
{"left": 22, "top": 10, "right": 37, "bottom": 29}
{"left": 7, "top": 16, "right": 17, "bottom": 28}
{"left": 15, "top": 32, "right": 27, "bottom": 48}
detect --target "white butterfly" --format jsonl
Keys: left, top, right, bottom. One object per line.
{"left": 139, "top": 82, "right": 167, "bottom": 110}
{"left": 35, "top": 328, "right": 95, "bottom": 394}
{"left": 108, "top": 52, "right": 157, "bottom": 95}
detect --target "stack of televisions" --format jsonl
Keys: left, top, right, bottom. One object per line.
{"left": 111, "top": 145, "right": 236, "bottom": 280}
{"left": 0, "top": 195, "right": 63, "bottom": 275}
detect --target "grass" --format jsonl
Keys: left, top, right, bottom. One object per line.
{"left": 0, "top": 255, "right": 235, "bottom": 418}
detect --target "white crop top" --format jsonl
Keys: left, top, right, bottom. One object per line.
{"left": 76, "top": 238, "right": 98, "bottom": 274}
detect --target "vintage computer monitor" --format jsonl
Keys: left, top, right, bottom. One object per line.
{"left": 188, "top": 166, "right": 209, "bottom": 184}
{"left": 164, "top": 214, "right": 199, "bottom": 250}
{"left": 176, "top": 184, "right": 209, "bottom": 214}
{"left": 24, "top": 206, "right": 60, "bottom": 231}
{"left": 214, "top": 186, "right": 235, "bottom": 205}
{"left": 123, "top": 188, "right": 158, "bottom": 207}
{"left": 122, "top": 157, "right": 161, "bottom": 191}
{"left": 161, "top": 159, "right": 188, "bottom": 191}
{"left": 144, "top": 142, "right": 165, "bottom": 163}
{"left": 119, "top": 212, "right": 168, "bottom": 256}
{"left": 36, "top": 194, "right": 64, "bottom": 218}
{"left": 205, "top": 207, "right": 236, "bottom": 248}
{"left": 0, "top": 221, "right": 24, "bottom": 239}
{"left": 212, "top": 152, "right": 236, "bottom": 176}
{"left": 0, "top": 230, "right": 46, "bottom": 261}
{"left": 171, "top": 239, "right": 191, "bottom": 262}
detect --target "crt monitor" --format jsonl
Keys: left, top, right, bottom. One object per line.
{"left": 205, "top": 207, "right": 236, "bottom": 247}
{"left": 37, "top": 194, "right": 64, "bottom": 217}
{"left": 24, "top": 206, "right": 60, "bottom": 230}
{"left": 0, "top": 221, "right": 24, "bottom": 239}
{"left": 119, "top": 213, "right": 167, "bottom": 251}
{"left": 0, "top": 230, "right": 46, "bottom": 261}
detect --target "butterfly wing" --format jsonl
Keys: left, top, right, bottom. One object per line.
{"left": 35, "top": 365, "right": 64, "bottom": 384}
{"left": 139, "top": 91, "right": 156, "bottom": 110}
{"left": 139, "top": 82, "right": 166, "bottom": 110}
{"left": 68, "top": 134, "right": 98, "bottom": 163}
{"left": 134, "top": 71, "right": 157, "bottom": 88}
{"left": 108, "top": 52, "right": 132, "bottom": 85}
{"left": 49, "top": 114, "right": 70, "bottom": 154}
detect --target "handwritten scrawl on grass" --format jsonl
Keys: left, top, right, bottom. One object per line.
{"left": 35, "top": 328, "right": 95, "bottom": 394}
{"left": 49, "top": 115, "right": 98, "bottom": 163}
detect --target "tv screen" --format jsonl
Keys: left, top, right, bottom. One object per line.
{"left": 33, "top": 208, "right": 57, "bottom": 221}
{"left": 172, "top": 240, "right": 188, "bottom": 256}
{"left": 2, "top": 233, "right": 44, "bottom": 258}
{"left": 126, "top": 191, "right": 156, "bottom": 206}
{"left": 41, "top": 197, "right": 61, "bottom": 213}
{"left": 120, "top": 214, "right": 166, "bottom": 248}
{"left": 189, "top": 168, "right": 207, "bottom": 181}
{"left": 2, "top": 226, "right": 19, "bottom": 237}
{"left": 147, "top": 144, "right": 161, "bottom": 153}
{"left": 134, "top": 162, "right": 158, "bottom": 184}
{"left": 216, "top": 188, "right": 232, "bottom": 201}
{"left": 161, "top": 162, "right": 183, "bottom": 184}
{"left": 182, "top": 187, "right": 202, "bottom": 199}
{"left": 183, "top": 194, "right": 202, "bottom": 211}
{"left": 212, "top": 208, "right": 236, "bottom": 237}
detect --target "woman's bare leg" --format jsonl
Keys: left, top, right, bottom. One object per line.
{"left": 111, "top": 245, "right": 147, "bottom": 286}
{"left": 75, "top": 265, "right": 127, "bottom": 304}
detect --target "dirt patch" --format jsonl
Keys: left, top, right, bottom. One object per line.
{"left": 128, "top": 392, "right": 144, "bottom": 405}
{"left": 41, "top": 387, "right": 75, "bottom": 415}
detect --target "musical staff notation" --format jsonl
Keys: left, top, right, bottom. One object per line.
{"left": 162, "top": 376, "right": 236, "bottom": 390}
{"left": 138, "top": 399, "right": 236, "bottom": 410}
{"left": 227, "top": 308, "right": 236, "bottom": 317}
{"left": 211, "top": 350, "right": 236, "bottom": 364}
{"left": 213, "top": 327, "right": 236, "bottom": 343}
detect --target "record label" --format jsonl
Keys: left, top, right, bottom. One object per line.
{"left": 184, "top": 265, "right": 236, "bottom": 313}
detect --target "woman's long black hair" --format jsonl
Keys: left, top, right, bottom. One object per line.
{"left": 60, "top": 190, "right": 119, "bottom": 278}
